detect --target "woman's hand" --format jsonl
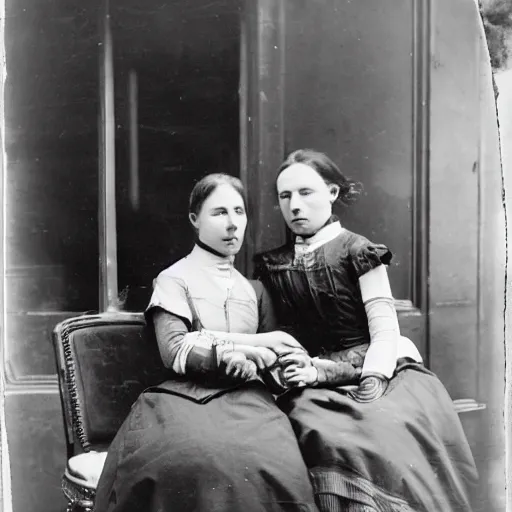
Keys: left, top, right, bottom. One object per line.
{"left": 242, "top": 346, "right": 278, "bottom": 370}
{"left": 280, "top": 353, "right": 317, "bottom": 387}
{"left": 283, "top": 365, "right": 318, "bottom": 386}
{"left": 347, "top": 374, "right": 388, "bottom": 403}
{"left": 221, "top": 351, "right": 258, "bottom": 381}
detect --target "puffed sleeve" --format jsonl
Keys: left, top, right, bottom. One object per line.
{"left": 350, "top": 237, "right": 393, "bottom": 278}
{"left": 145, "top": 274, "right": 194, "bottom": 327}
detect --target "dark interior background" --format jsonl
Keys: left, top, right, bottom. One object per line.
{"left": 112, "top": 0, "right": 241, "bottom": 311}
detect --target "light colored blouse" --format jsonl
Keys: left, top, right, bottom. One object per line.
{"left": 147, "top": 245, "right": 259, "bottom": 374}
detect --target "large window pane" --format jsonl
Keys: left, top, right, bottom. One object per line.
{"left": 111, "top": 0, "right": 241, "bottom": 311}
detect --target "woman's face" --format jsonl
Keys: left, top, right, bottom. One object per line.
{"left": 190, "top": 184, "right": 247, "bottom": 257}
{"left": 277, "top": 163, "right": 339, "bottom": 236}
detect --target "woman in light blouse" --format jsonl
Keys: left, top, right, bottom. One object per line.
{"left": 93, "top": 173, "right": 318, "bottom": 512}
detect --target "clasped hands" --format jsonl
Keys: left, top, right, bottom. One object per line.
{"left": 218, "top": 331, "right": 387, "bottom": 402}
{"left": 218, "top": 331, "right": 304, "bottom": 382}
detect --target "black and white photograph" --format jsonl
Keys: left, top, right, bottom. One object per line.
{"left": 0, "top": 0, "right": 510, "bottom": 511}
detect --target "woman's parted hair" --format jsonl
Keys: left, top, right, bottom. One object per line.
{"left": 189, "top": 173, "right": 247, "bottom": 216}
{"left": 278, "top": 149, "right": 362, "bottom": 206}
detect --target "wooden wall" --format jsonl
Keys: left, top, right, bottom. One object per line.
{"left": 430, "top": 1, "right": 505, "bottom": 508}
{"left": 244, "top": 2, "right": 504, "bottom": 508}
{"left": 3, "top": 1, "right": 241, "bottom": 510}
{"left": 244, "top": 0, "right": 429, "bottom": 357}
{"left": 4, "top": 1, "right": 101, "bottom": 510}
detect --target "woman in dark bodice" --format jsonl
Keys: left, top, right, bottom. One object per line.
{"left": 258, "top": 230, "right": 386, "bottom": 355}
{"left": 256, "top": 149, "right": 478, "bottom": 512}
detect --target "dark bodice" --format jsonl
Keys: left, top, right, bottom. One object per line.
{"left": 255, "top": 230, "right": 391, "bottom": 357}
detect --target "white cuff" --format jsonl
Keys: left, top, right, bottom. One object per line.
{"left": 172, "top": 331, "right": 213, "bottom": 375}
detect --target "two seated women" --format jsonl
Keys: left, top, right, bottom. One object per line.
{"left": 94, "top": 150, "right": 477, "bottom": 512}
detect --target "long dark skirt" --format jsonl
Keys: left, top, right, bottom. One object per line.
{"left": 277, "top": 363, "right": 478, "bottom": 512}
{"left": 94, "top": 379, "right": 318, "bottom": 512}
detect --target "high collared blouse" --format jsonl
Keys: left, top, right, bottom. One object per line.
{"left": 147, "top": 244, "right": 261, "bottom": 374}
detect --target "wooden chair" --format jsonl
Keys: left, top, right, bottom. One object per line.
{"left": 52, "top": 312, "right": 170, "bottom": 512}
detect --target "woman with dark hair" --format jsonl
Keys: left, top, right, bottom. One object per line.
{"left": 255, "top": 149, "right": 478, "bottom": 512}
{"left": 94, "top": 173, "right": 318, "bottom": 512}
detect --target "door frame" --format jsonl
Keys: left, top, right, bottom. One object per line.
{"left": 239, "top": 0, "right": 431, "bottom": 361}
